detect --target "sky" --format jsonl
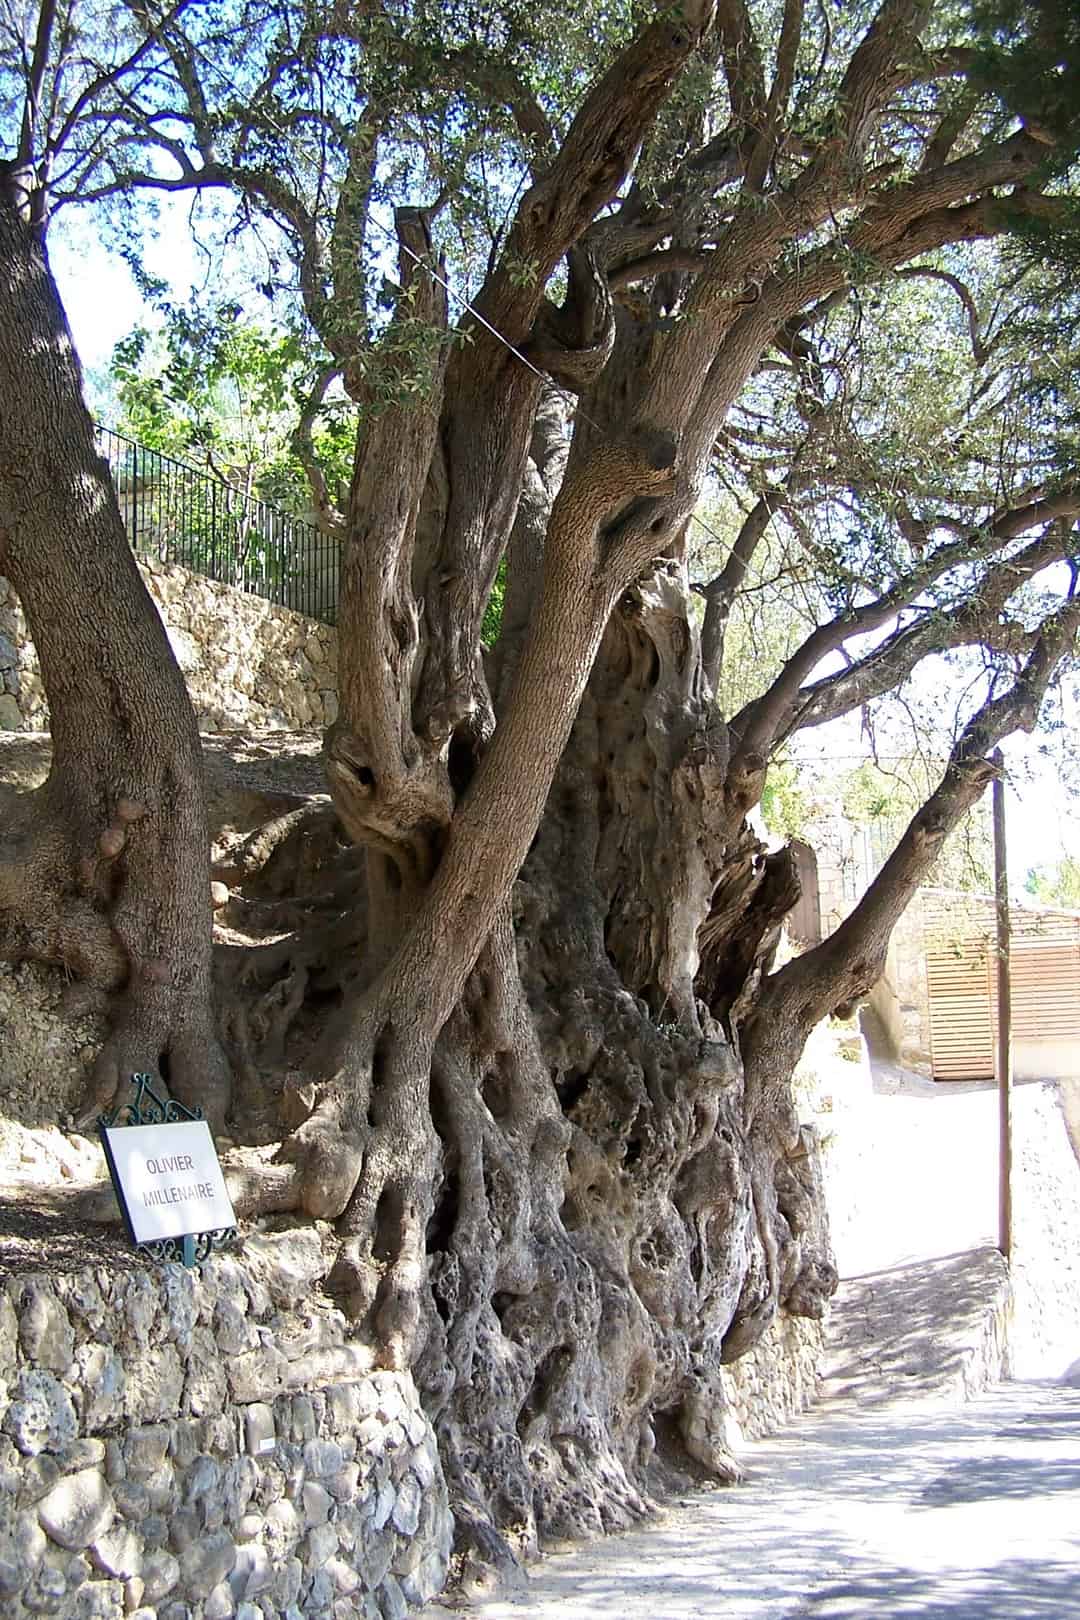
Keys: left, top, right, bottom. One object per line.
{"left": 48, "top": 196, "right": 233, "bottom": 405}
{"left": 47, "top": 209, "right": 1080, "bottom": 898}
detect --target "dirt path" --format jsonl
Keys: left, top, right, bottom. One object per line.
{"left": 820, "top": 1037, "right": 1080, "bottom": 1380}
{"left": 424, "top": 1371, "right": 1080, "bottom": 1619}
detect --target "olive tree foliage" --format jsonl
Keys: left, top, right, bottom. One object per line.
{"left": 3, "top": 0, "right": 1080, "bottom": 1566}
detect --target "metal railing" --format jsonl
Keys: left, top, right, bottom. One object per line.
{"left": 95, "top": 424, "right": 339, "bottom": 625}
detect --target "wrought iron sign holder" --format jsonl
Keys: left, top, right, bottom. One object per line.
{"left": 99, "top": 1072, "right": 236, "bottom": 1268}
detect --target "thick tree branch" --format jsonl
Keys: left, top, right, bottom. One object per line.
{"left": 744, "top": 0, "right": 803, "bottom": 192}
{"left": 716, "top": 1, "right": 767, "bottom": 141}
{"left": 750, "top": 593, "right": 1080, "bottom": 1050}
{"left": 290, "top": 364, "right": 346, "bottom": 537}
{"left": 609, "top": 248, "right": 715, "bottom": 291}
{"left": 16, "top": 0, "right": 56, "bottom": 167}
{"left": 414, "top": 4, "right": 717, "bottom": 746}
{"left": 476, "top": 1, "right": 718, "bottom": 343}
{"left": 731, "top": 492, "right": 1080, "bottom": 761}
{"left": 833, "top": 0, "right": 932, "bottom": 161}
{"left": 325, "top": 207, "right": 453, "bottom": 880}
{"left": 784, "top": 520, "right": 1078, "bottom": 738}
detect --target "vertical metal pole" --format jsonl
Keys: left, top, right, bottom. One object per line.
{"left": 992, "top": 751, "right": 1013, "bottom": 1261}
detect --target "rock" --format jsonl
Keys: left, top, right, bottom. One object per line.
{"left": 37, "top": 1468, "right": 115, "bottom": 1550}
{"left": 74, "top": 1584, "right": 125, "bottom": 1620}
{"left": 244, "top": 1220, "right": 326, "bottom": 1313}
{"left": 212, "top": 1297, "right": 254, "bottom": 1356}
{"left": 289, "top": 1396, "right": 317, "bottom": 1443}
{"left": 0, "top": 695, "right": 21, "bottom": 730}
{"left": 183, "top": 1453, "right": 222, "bottom": 1502}
{"left": 17, "top": 1282, "right": 74, "bottom": 1372}
{"left": 179, "top": 1529, "right": 236, "bottom": 1601}
{"left": 0, "top": 1506, "right": 47, "bottom": 1594}
{"left": 111, "top": 1481, "right": 150, "bottom": 1521}
{"left": 303, "top": 1481, "right": 332, "bottom": 1526}
{"left": 264, "top": 1497, "right": 300, "bottom": 1557}
{"left": 326, "top": 1555, "right": 360, "bottom": 1595}
{"left": 371, "top": 1478, "right": 395, "bottom": 1532}
{"left": 306, "top": 1521, "right": 337, "bottom": 1567}
{"left": 359, "top": 1522, "right": 393, "bottom": 1587}
{"left": 403, "top": 1408, "right": 427, "bottom": 1447}
{"left": 19, "top": 1453, "right": 61, "bottom": 1504}
{"left": 4, "top": 1370, "right": 78, "bottom": 1456}
{"left": 242, "top": 1405, "right": 276, "bottom": 1459}
{"left": 327, "top": 1463, "right": 360, "bottom": 1502}
{"left": 303, "top": 1438, "right": 344, "bottom": 1479}
{"left": 143, "top": 1463, "right": 176, "bottom": 1514}
{"left": 391, "top": 1472, "right": 421, "bottom": 1537}
{"left": 65, "top": 1552, "right": 91, "bottom": 1587}
{"left": 221, "top": 1456, "right": 259, "bottom": 1523}
{"left": 167, "top": 1507, "right": 201, "bottom": 1551}
{"left": 56, "top": 1441, "right": 107, "bottom": 1476}
{"left": 126, "top": 1343, "right": 184, "bottom": 1420}
{"left": 400, "top": 1544, "right": 451, "bottom": 1607}
{"left": 141, "top": 1550, "right": 180, "bottom": 1603}
{"left": 165, "top": 627, "right": 200, "bottom": 672}
{"left": 226, "top": 1347, "right": 287, "bottom": 1404}
{"left": 122, "top": 1426, "right": 170, "bottom": 1479}
{"left": 204, "top": 1580, "right": 235, "bottom": 1620}
{"left": 378, "top": 1574, "right": 409, "bottom": 1620}
{"left": 271, "top": 1556, "right": 303, "bottom": 1611}
{"left": 229, "top": 1540, "right": 273, "bottom": 1599}
{"left": 23, "top": 1563, "right": 68, "bottom": 1612}
{"left": 91, "top": 1521, "right": 143, "bottom": 1579}
{"left": 77, "top": 1345, "right": 127, "bottom": 1429}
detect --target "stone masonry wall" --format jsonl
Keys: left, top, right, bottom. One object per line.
{"left": 0, "top": 562, "right": 337, "bottom": 735}
{"left": 719, "top": 1313, "right": 824, "bottom": 1445}
{"left": 0, "top": 1234, "right": 451, "bottom": 1620}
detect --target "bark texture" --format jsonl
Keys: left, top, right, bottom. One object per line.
{"left": 0, "top": 197, "right": 230, "bottom": 1126}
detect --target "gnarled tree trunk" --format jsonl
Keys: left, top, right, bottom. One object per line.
{"left": 0, "top": 195, "right": 230, "bottom": 1127}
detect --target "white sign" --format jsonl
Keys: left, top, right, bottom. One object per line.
{"left": 101, "top": 1120, "right": 236, "bottom": 1245}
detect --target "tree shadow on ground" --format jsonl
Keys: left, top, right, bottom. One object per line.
{"left": 798, "top": 1558, "right": 1080, "bottom": 1617}
{"left": 0, "top": 1198, "right": 142, "bottom": 1278}
{"left": 822, "top": 1248, "right": 1008, "bottom": 1411}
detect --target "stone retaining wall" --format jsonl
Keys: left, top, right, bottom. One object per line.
{"left": 0, "top": 1235, "right": 451, "bottom": 1620}
{"left": 0, "top": 563, "right": 337, "bottom": 735}
{"left": 719, "top": 1313, "right": 825, "bottom": 1444}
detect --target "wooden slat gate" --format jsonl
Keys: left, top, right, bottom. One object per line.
{"left": 926, "top": 939, "right": 995, "bottom": 1081}
{"left": 924, "top": 894, "right": 1080, "bottom": 1081}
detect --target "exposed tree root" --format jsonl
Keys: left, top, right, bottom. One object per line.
{"left": 1, "top": 704, "right": 834, "bottom": 1570}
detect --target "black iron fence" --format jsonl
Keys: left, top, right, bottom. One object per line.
{"left": 95, "top": 424, "right": 339, "bottom": 625}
